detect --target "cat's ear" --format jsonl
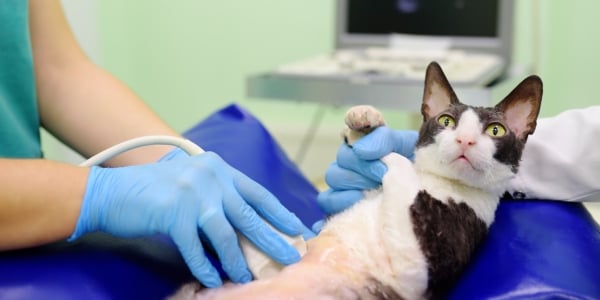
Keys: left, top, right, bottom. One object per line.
{"left": 421, "top": 62, "right": 460, "bottom": 121}
{"left": 495, "top": 75, "right": 543, "bottom": 140}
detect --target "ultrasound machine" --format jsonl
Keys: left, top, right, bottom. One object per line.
{"left": 248, "top": 0, "right": 519, "bottom": 110}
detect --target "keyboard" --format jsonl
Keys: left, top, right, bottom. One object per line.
{"left": 274, "top": 47, "right": 505, "bottom": 86}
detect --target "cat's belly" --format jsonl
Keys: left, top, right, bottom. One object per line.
{"left": 169, "top": 234, "right": 405, "bottom": 300}
{"left": 321, "top": 188, "right": 429, "bottom": 300}
{"left": 170, "top": 196, "right": 428, "bottom": 300}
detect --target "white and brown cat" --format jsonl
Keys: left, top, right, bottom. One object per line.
{"left": 170, "top": 62, "right": 543, "bottom": 300}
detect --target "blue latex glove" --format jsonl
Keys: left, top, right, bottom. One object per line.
{"left": 69, "top": 152, "right": 313, "bottom": 288}
{"left": 316, "top": 127, "right": 418, "bottom": 221}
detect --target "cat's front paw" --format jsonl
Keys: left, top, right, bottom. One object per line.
{"left": 342, "top": 105, "right": 386, "bottom": 146}
{"left": 344, "top": 105, "right": 385, "bottom": 131}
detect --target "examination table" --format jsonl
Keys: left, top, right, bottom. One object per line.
{"left": 1, "top": 104, "right": 599, "bottom": 299}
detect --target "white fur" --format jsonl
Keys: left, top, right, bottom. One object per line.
{"left": 415, "top": 109, "right": 514, "bottom": 198}
{"left": 412, "top": 109, "right": 513, "bottom": 225}
{"left": 321, "top": 153, "right": 428, "bottom": 300}
{"left": 321, "top": 108, "right": 515, "bottom": 299}
{"left": 379, "top": 153, "right": 429, "bottom": 299}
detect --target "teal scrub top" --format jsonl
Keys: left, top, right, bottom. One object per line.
{"left": 0, "top": 0, "right": 42, "bottom": 158}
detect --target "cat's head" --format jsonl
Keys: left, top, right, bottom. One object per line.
{"left": 413, "top": 62, "right": 542, "bottom": 193}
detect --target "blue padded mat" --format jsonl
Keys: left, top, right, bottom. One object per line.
{"left": 182, "top": 103, "right": 324, "bottom": 227}
{"left": 0, "top": 104, "right": 322, "bottom": 300}
{"left": 0, "top": 104, "right": 598, "bottom": 299}
{"left": 450, "top": 199, "right": 600, "bottom": 299}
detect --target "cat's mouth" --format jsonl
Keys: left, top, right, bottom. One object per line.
{"left": 454, "top": 154, "right": 479, "bottom": 171}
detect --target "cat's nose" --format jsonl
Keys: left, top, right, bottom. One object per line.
{"left": 456, "top": 137, "right": 476, "bottom": 150}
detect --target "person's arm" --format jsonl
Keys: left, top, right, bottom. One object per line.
{"left": 4, "top": 2, "right": 313, "bottom": 288}
{"left": 0, "top": 0, "right": 181, "bottom": 251}
{"left": 0, "top": 159, "right": 86, "bottom": 250}
{"left": 508, "top": 106, "right": 600, "bottom": 202}
{"left": 30, "top": 0, "right": 178, "bottom": 166}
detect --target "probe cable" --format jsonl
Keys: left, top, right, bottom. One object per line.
{"left": 79, "top": 135, "right": 204, "bottom": 167}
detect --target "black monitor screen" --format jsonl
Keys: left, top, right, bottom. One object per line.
{"left": 347, "top": 0, "right": 499, "bottom": 38}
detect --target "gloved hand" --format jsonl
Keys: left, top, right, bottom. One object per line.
{"left": 69, "top": 151, "right": 313, "bottom": 288}
{"left": 315, "top": 127, "right": 418, "bottom": 226}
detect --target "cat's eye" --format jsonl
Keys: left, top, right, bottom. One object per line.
{"left": 485, "top": 123, "right": 506, "bottom": 137}
{"left": 437, "top": 115, "right": 455, "bottom": 128}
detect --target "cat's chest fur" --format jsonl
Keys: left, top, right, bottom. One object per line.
{"left": 320, "top": 153, "right": 496, "bottom": 300}
{"left": 414, "top": 171, "right": 499, "bottom": 226}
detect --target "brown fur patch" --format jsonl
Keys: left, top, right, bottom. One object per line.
{"left": 410, "top": 191, "right": 487, "bottom": 299}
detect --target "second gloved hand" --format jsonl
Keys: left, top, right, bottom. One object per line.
{"left": 69, "top": 152, "right": 313, "bottom": 288}
{"left": 316, "top": 127, "right": 418, "bottom": 217}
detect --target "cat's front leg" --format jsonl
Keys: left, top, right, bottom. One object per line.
{"left": 343, "top": 105, "right": 428, "bottom": 297}
{"left": 378, "top": 153, "right": 429, "bottom": 299}
{"left": 381, "top": 153, "right": 420, "bottom": 198}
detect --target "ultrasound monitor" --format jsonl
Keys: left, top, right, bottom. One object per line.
{"left": 335, "top": 0, "right": 515, "bottom": 64}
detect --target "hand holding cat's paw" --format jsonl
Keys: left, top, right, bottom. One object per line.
{"left": 351, "top": 127, "right": 419, "bottom": 161}
{"left": 317, "top": 127, "right": 419, "bottom": 216}
{"left": 316, "top": 145, "right": 383, "bottom": 215}
{"left": 326, "top": 127, "right": 419, "bottom": 189}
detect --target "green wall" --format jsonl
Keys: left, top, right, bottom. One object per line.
{"left": 537, "top": 1, "right": 600, "bottom": 116}
{"left": 96, "top": 1, "right": 344, "bottom": 134}
{"left": 94, "top": 0, "right": 598, "bottom": 139}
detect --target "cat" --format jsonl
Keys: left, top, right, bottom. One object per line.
{"left": 169, "top": 61, "right": 543, "bottom": 300}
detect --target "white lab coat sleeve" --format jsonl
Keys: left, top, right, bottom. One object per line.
{"left": 507, "top": 106, "right": 600, "bottom": 202}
